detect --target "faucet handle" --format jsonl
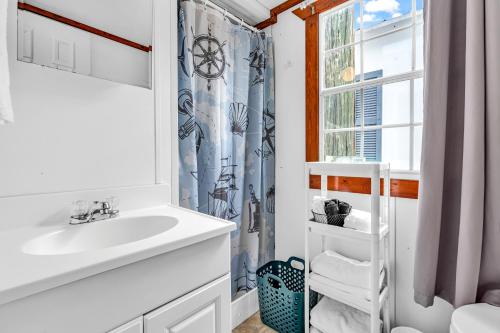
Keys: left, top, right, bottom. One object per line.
{"left": 105, "top": 196, "right": 119, "bottom": 210}
{"left": 101, "top": 201, "right": 111, "bottom": 210}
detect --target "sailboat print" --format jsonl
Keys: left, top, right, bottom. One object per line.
{"left": 208, "top": 157, "right": 239, "bottom": 220}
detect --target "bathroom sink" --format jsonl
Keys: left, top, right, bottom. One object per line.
{"left": 22, "top": 216, "right": 178, "bottom": 255}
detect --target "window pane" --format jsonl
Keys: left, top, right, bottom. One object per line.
{"left": 324, "top": 91, "right": 358, "bottom": 129}
{"left": 323, "top": 5, "right": 359, "bottom": 50}
{"left": 324, "top": 131, "right": 360, "bottom": 160}
{"left": 324, "top": 45, "right": 360, "bottom": 88}
{"left": 414, "top": 78, "right": 423, "bottom": 123}
{"left": 364, "top": 27, "right": 412, "bottom": 77}
{"left": 416, "top": 0, "right": 424, "bottom": 11}
{"left": 363, "top": 0, "right": 412, "bottom": 31}
{"left": 380, "top": 80, "right": 410, "bottom": 125}
{"left": 413, "top": 125, "right": 422, "bottom": 170}
{"left": 381, "top": 127, "right": 410, "bottom": 169}
{"left": 415, "top": 23, "right": 423, "bottom": 70}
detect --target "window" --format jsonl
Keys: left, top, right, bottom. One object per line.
{"left": 319, "top": 0, "right": 424, "bottom": 170}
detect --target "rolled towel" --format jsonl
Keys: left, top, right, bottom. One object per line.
{"left": 324, "top": 200, "right": 339, "bottom": 215}
{"left": 311, "top": 250, "right": 384, "bottom": 290}
{"left": 310, "top": 270, "right": 385, "bottom": 301}
{"left": 312, "top": 196, "right": 327, "bottom": 215}
{"left": 344, "top": 209, "right": 381, "bottom": 232}
{"left": 310, "top": 327, "right": 323, "bottom": 333}
{"left": 310, "top": 296, "right": 381, "bottom": 333}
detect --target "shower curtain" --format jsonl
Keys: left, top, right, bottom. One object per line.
{"left": 177, "top": 0, "right": 275, "bottom": 298}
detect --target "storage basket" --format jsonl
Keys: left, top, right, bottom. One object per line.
{"left": 257, "top": 257, "right": 317, "bottom": 333}
{"left": 311, "top": 210, "right": 348, "bottom": 227}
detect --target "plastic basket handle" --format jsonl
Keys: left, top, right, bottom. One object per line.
{"left": 287, "top": 256, "right": 305, "bottom": 271}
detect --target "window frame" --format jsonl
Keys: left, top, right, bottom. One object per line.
{"left": 318, "top": 0, "right": 424, "bottom": 171}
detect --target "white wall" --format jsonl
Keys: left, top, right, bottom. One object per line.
{"left": 271, "top": 7, "right": 454, "bottom": 333}
{"left": 270, "top": 9, "right": 307, "bottom": 266}
{"left": 0, "top": 0, "right": 175, "bottom": 230}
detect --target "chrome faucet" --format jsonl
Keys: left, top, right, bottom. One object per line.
{"left": 70, "top": 199, "right": 119, "bottom": 225}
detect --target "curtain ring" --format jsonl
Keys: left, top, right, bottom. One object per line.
{"left": 203, "top": 0, "right": 208, "bottom": 11}
{"left": 240, "top": 18, "right": 244, "bottom": 28}
{"left": 223, "top": 9, "right": 227, "bottom": 21}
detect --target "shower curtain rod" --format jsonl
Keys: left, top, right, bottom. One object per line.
{"left": 189, "top": 0, "right": 262, "bottom": 33}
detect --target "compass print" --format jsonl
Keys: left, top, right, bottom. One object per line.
{"left": 262, "top": 106, "right": 275, "bottom": 156}
{"left": 255, "top": 103, "right": 275, "bottom": 159}
{"left": 189, "top": 26, "right": 229, "bottom": 91}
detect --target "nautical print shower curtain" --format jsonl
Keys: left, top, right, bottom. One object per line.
{"left": 177, "top": 0, "right": 275, "bottom": 299}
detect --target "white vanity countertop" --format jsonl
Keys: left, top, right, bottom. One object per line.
{"left": 0, "top": 205, "right": 236, "bottom": 307}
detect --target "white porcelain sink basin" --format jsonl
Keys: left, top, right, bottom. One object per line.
{"left": 22, "top": 216, "right": 178, "bottom": 255}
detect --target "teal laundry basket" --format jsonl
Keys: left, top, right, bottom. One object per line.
{"left": 257, "top": 257, "right": 315, "bottom": 333}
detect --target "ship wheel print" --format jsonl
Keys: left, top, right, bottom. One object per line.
{"left": 189, "top": 26, "right": 229, "bottom": 91}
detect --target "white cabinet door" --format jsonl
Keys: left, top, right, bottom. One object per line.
{"left": 144, "top": 275, "right": 231, "bottom": 333}
{"left": 108, "top": 317, "right": 143, "bottom": 333}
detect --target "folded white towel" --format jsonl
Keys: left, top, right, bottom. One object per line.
{"left": 344, "top": 209, "right": 381, "bottom": 233}
{"left": 311, "top": 250, "right": 384, "bottom": 290}
{"left": 310, "top": 326, "right": 323, "bottom": 333}
{"left": 310, "top": 271, "right": 385, "bottom": 301}
{"left": 0, "top": 0, "right": 13, "bottom": 125}
{"left": 310, "top": 296, "right": 381, "bottom": 333}
{"left": 312, "top": 196, "right": 327, "bottom": 215}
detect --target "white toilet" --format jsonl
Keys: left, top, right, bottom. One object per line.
{"left": 450, "top": 303, "right": 500, "bottom": 333}
{"left": 392, "top": 303, "right": 500, "bottom": 333}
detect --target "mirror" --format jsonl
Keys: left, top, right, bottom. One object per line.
{"left": 17, "top": 0, "right": 153, "bottom": 89}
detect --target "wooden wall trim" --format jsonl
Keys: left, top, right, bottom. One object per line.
{"left": 255, "top": 16, "right": 278, "bottom": 30}
{"left": 255, "top": 0, "right": 303, "bottom": 30}
{"left": 293, "top": 0, "right": 350, "bottom": 20}
{"left": 18, "top": 2, "right": 152, "bottom": 52}
{"left": 305, "top": 14, "right": 320, "bottom": 162}
{"left": 309, "top": 175, "right": 419, "bottom": 199}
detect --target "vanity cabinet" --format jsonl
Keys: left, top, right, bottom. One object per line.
{"left": 144, "top": 275, "right": 230, "bottom": 333}
{"left": 108, "top": 275, "right": 230, "bottom": 333}
{"left": 109, "top": 317, "right": 143, "bottom": 333}
{"left": 0, "top": 233, "right": 232, "bottom": 333}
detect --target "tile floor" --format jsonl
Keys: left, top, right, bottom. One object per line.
{"left": 232, "top": 312, "right": 277, "bottom": 333}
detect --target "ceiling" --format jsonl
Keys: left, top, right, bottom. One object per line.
{"left": 213, "top": 0, "right": 297, "bottom": 25}
{"left": 259, "top": 0, "right": 288, "bottom": 8}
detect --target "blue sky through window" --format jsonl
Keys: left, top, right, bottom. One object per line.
{"left": 352, "top": 0, "right": 417, "bottom": 30}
